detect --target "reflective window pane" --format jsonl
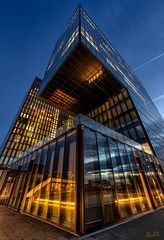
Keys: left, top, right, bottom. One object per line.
{"left": 83, "top": 129, "right": 103, "bottom": 228}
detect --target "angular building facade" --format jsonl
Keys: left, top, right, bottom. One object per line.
{"left": 0, "top": 5, "right": 164, "bottom": 236}
{"left": 0, "top": 77, "right": 71, "bottom": 200}
{"left": 0, "top": 77, "right": 59, "bottom": 167}
{"left": 39, "top": 6, "right": 164, "bottom": 159}
{"left": 5, "top": 115, "right": 164, "bottom": 234}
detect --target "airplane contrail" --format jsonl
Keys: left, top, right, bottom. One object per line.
{"left": 133, "top": 52, "right": 164, "bottom": 71}
{"left": 153, "top": 94, "right": 164, "bottom": 102}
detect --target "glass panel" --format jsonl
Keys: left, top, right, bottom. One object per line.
{"left": 126, "top": 99, "right": 133, "bottom": 109}
{"left": 116, "top": 105, "right": 122, "bottom": 115}
{"left": 129, "top": 127, "right": 137, "bottom": 140}
{"left": 118, "top": 93, "right": 123, "bottom": 101}
{"left": 37, "top": 145, "right": 49, "bottom": 218}
{"left": 111, "top": 107, "right": 117, "bottom": 117}
{"left": 151, "top": 156, "right": 164, "bottom": 188}
{"left": 98, "top": 106, "right": 102, "bottom": 114}
{"left": 107, "top": 110, "right": 112, "bottom": 119}
{"left": 97, "top": 133, "right": 119, "bottom": 223}
{"left": 99, "top": 115, "right": 103, "bottom": 123}
{"left": 30, "top": 149, "right": 43, "bottom": 215}
{"left": 23, "top": 150, "right": 42, "bottom": 214}
{"left": 108, "top": 139, "right": 131, "bottom": 219}
{"left": 121, "top": 102, "right": 127, "bottom": 112}
{"left": 122, "top": 90, "right": 128, "bottom": 98}
{"left": 130, "top": 110, "right": 138, "bottom": 122}
{"left": 114, "top": 118, "right": 120, "bottom": 129}
{"left": 105, "top": 101, "right": 109, "bottom": 109}
{"left": 60, "top": 131, "right": 76, "bottom": 230}
{"left": 122, "top": 130, "right": 129, "bottom": 138}
{"left": 48, "top": 137, "right": 65, "bottom": 223}
{"left": 135, "top": 125, "right": 145, "bottom": 139}
{"left": 117, "top": 142, "right": 140, "bottom": 215}
{"left": 114, "top": 96, "right": 118, "bottom": 104}
{"left": 124, "top": 113, "right": 131, "bottom": 124}
{"left": 139, "top": 152, "right": 163, "bottom": 207}
{"left": 109, "top": 98, "right": 114, "bottom": 107}
{"left": 102, "top": 104, "right": 106, "bottom": 111}
{"left": 103, "top": 112, "right": 107, "bottom": 122}
{"left": 127, "top": 147, "right": 151, "bottom": 211}
{"left": 83, "top": 128, "right": 103, "bottom": 228}
{"left": 119, "top": 116, "right": 126, "bottom": 127}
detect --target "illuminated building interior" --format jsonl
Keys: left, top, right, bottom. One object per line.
{"left": 39, "top": 43, "right": 123, "bottom": 115}
{"left": 0, "top": 5, "right": 164, "bottom": 236}
{"left": 87, "top": 88, "right": 154, "bottom": 155}
{"left": 3, "top": 115, "right": 164, "bottom": 235}
{"left": 0, "top": 78, "right": 73, "bottom": 201}
{"left": 0, "top": 78, "right": 70, "bottom": 167}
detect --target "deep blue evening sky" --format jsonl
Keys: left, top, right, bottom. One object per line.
{"left": 0, "top": 0, "right": 164, "bottom": 146}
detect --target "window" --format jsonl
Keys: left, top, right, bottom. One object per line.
{"left": 111, "top": 107, "right": 117, "bottom": 118}
{"left": 97, "top": 133, "right": 119, "bottom": 223}
{"left": 129, "top": 127, "right": 137, "bottom": 140}
{"left": 126, "top": 99, "right": 133, "bottom": 109}
{"left": 83, "top": 129, "right": 103, "bottom": 227}
{"left": 108, "top": 139, "right": 130, "bottom": 218}
{"left": 135, "top": 125, "right": 145, "bottom": 139}
{"left": 116, "top": 105, "right": 122, "bottom": 115}
{"left": 130, "top": 110, "right": 138, "bottom": 122}
{"left": 121, "top": 102, "right": 127, "bottom": 112}
{"left": 124, "top": 113, "right": 131, "bottom": 124}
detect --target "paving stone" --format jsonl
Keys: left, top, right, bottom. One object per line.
{"left": 77, "top": 207, "right": 164, "bottom": 240}
{"left": 0, "top": 205, "right": 74, "bottom": 240}
{"left": 0, "top": 206, "right": 164, "bottom": 240}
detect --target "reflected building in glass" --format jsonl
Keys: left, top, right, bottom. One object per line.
{"left": 0, "top": 5, "right": 164, "bottom": 236}
{"left": 5, "top": 115, "right": 164, "bottom": 234}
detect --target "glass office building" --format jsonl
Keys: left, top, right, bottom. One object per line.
{"left": 0, "top": 77, "right": 71, "bottom": 199}
{"left": 0, "top": 78, "right": 58, "bottom": 167}
{"left": 6, "top": 116, "right": 164, "bottom": 234}
{"left": 0, "top": 5, "right": 164, "bottom": 236}
{"left": 39, "top": 6, "right": 164, "bottom": 160}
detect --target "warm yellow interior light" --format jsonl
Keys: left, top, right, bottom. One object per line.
{"left": 88, "top": 69, "right": 103, "bottom": 84}
{"left": 50, "top": 89, "right": 77, "bottom": 107}
{"left": 115, "top": 196, "right": 143, "bottom": 204}
{"left": 33, "top": 198, "right": 75, "bottom": 209}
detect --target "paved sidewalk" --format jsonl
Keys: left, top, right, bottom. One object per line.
{"left": 78, "top": 207, "right": 164, "bottom": 240}
{"left": 0, "top": 205, "right": 164, "bottom": 240}
{"left": 0, "top": 205, "right": 73, "bottom": 240}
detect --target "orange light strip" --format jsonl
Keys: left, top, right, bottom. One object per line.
{"left": 50, "top": 89, "right": 77, "bottom": 107}
{"left": 88, "top": 69, "right": 103, "bottom": 84}
{"left": 115, "top": 196, "right": 143, "bottom": 204}
{"left": 35, "top": 198, "right": 75, "bottom": 206}
{"left": 33, "top": 198, "right": 75, "bottom": 209}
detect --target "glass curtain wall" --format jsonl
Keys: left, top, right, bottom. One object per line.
{"left": 7, "top": 124, "right": 164, "bottom": 234}
{"left": 87, "top": 89, "right": 152, "bottom": 155}
{"left": 9, "top": 130, "right": 77, "bottom": 233}
{"left": 138, "top": 151, "right": 164, "bottom": 207}
{"left": 83, "top": 127, "right": 155, "bottom": 231}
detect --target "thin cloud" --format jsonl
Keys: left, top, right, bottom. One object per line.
{"left": 153, "top": 94, "right": 164, "bottom": 102}
{"left": 133, "top": 53, "right": 164, "bottom": 71}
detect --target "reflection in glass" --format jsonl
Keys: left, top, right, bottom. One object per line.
{"left": 60, "top": 132, "right": 76, "bottom": 230}
{"left": 83, "top": 129, "right": 103, "bottom": 228}
{"left": 49, "top": 137, "right": 65, "bottom": 223}
{"left": 20, "top": 131, "right": 77, "bottom": 232}
{"left": 108, "top": 139, "right": 131, "bottom": 218}
{"left": 126, "top": 147, "right": 150, "bottom": 211}
{"left": 139, "top": 151, "right": 163, "bottom": 207}
{"left": 97, "top": 133, "right": 119, "bottom": 223}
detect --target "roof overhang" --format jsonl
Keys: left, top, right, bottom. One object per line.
{"left": 38, "top": 43, "right": 124, "bottom": 114}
